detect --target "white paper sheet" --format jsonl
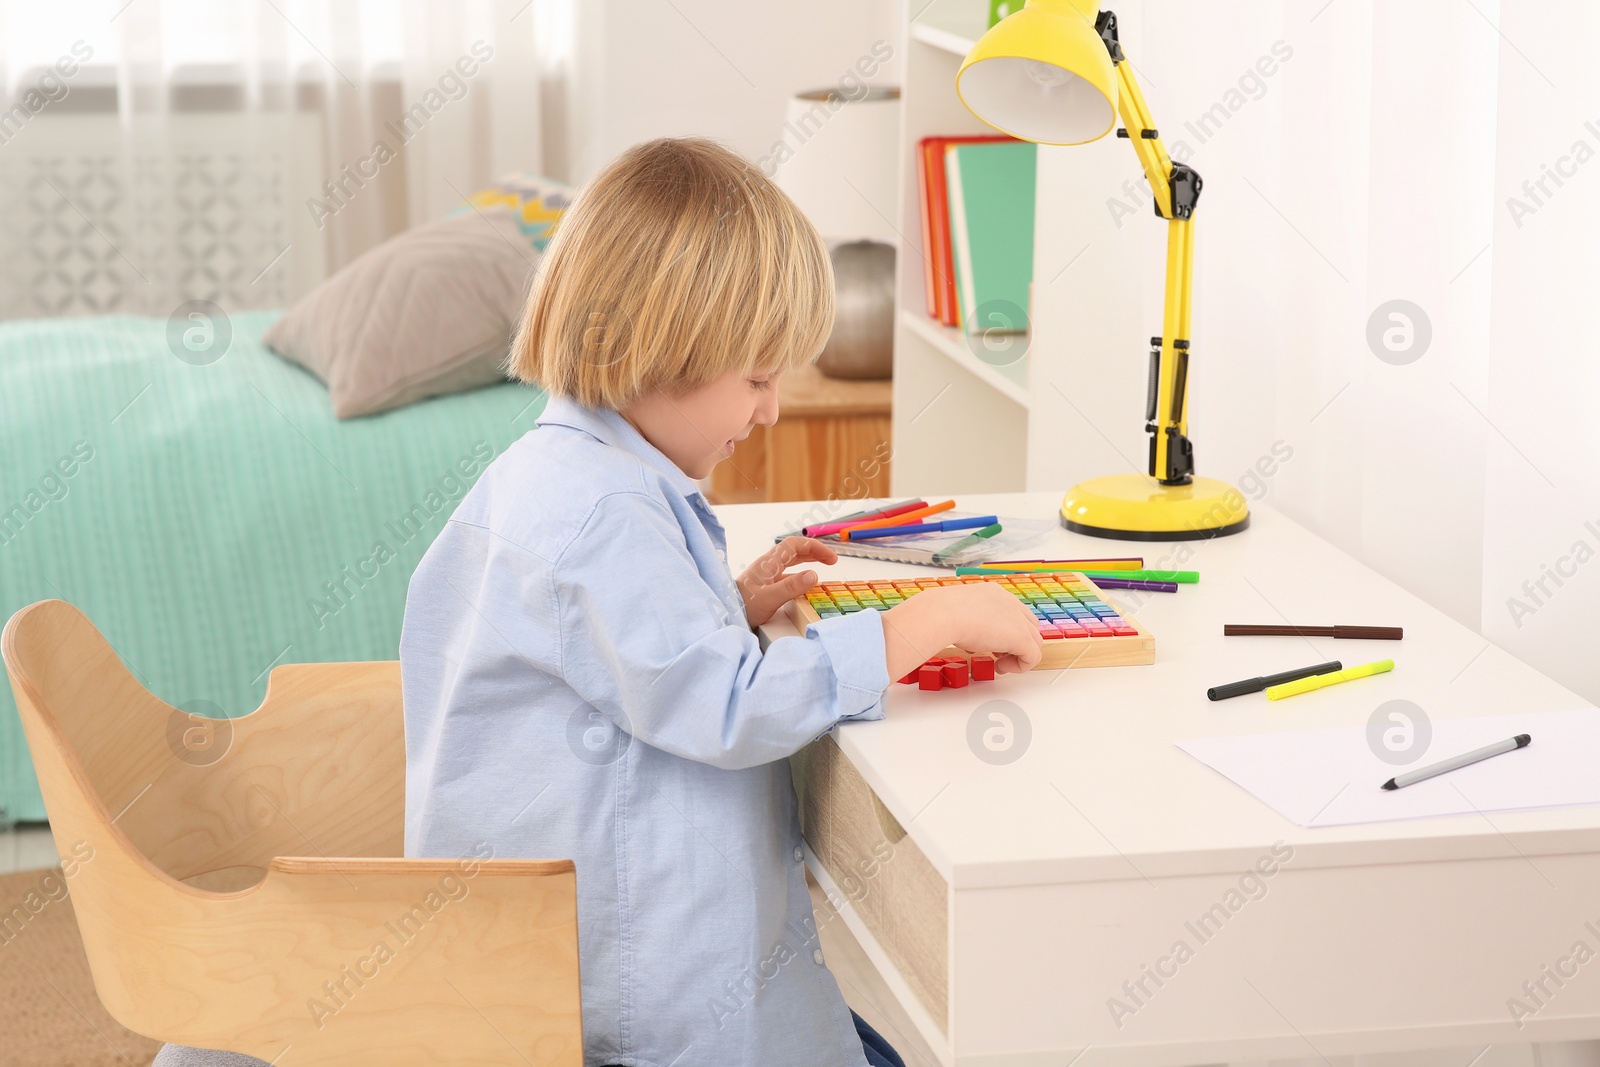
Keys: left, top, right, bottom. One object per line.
{"left": 1175, "top": 708, "right": 1600, "bottom": 827}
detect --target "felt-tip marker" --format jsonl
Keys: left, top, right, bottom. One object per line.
{"left": 932, "top": 522, "right": 1003, "bottom": 564}
{"left": 850, "top": 515, "right": 999, "bottom": 541}
{"left": 1207, "top": 660, "right": 1343, "bottom": 701}
{"left": 801, "top": 499, "right": 926, "bottom": 539}
{"left": 1265, "top": 658, "right": 1393, "bottom": 700}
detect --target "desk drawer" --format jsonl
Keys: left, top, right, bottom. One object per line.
{"left": 792, "top": 736, "right": 949, "bottom": 1034}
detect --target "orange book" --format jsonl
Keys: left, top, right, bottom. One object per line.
{"left": 918, "top": 134, "right": 1015, "bottom": 327}
{"left": 915, "top": 142, "right": 939, "bottom": 319}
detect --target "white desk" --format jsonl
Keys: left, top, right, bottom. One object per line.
{"left": 731, "top": 491, "right": 1600, "bottom": 1067}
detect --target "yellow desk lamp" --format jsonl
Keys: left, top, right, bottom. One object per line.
{"left": 956, "top": 0, "right": 1249, "bottom": 540}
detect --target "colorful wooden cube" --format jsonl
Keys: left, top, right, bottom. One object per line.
{"left": 971, "top": 654, "right": 995, "bottom": 681}
{"left": 792, "top": 570, "right": 1154, "bottom": 671}
{"left": 941, "top": 660, "right": 969, "bottom": 688}
{"left": 918, "top": 664, "right": 944, "bottom": 691}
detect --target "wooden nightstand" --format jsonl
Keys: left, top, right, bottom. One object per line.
{"left": 709, "top": 361, "right": 892, "bottom": 504}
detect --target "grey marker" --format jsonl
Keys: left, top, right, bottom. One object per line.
{"left": 1381, "top": 733, "right": 1531, "bottom": 790}
{"left": 779, "top": 499, "right": 924, "bottom": 541}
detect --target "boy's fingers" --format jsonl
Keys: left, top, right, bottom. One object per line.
{"left": 773, "top": 536, "right": 808, "bottom": 559}
{"left": 753, "top": 538, "right": 801, "bottom": 580}
{"left": 784, "top": 569, "right": 818, "bottom": 595}
{"left": 995, "top": 628, "right": 1043, "bottom": 673}
{"left": 801, "top": 537, "right": 838, "bottom": 564}
{"left": 755, "top": 542, "right": 834, "bottom": 585}
{"left": 775, "top": 536, "right": 837, "bottom": 565}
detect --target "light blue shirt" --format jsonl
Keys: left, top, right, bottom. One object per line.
{"left": 401, "top": 393, "right": 891, "bottom": 1067}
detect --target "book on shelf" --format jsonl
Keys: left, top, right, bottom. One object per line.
{"left": 945, "top": 139, "right": 1036, "bottom": 336}
{"left": 915, "top": 134, "right": 1013, "bottom": 327}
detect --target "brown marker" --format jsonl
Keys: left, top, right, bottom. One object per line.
{"left": 1224, "top": 624, "right": 1402, "bottom": 641}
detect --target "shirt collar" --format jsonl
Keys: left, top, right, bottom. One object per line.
{"left": 535, "top": 392, "right": 711, "bottom": 507}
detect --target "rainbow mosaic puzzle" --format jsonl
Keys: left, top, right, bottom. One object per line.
{"left": 790, "top": 571, "right": 1156, "bottom": 671}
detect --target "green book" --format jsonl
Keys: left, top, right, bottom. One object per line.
{"left": 945, "top": 140, "right": 1036, "bottom": 336}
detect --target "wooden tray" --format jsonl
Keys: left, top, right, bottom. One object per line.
{"left": 790, "top": 570, "right": 1155, "bottom": 670}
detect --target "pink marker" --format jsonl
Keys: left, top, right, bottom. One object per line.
{"left": 804, "top": 499, "right": 926, "bottom": 539}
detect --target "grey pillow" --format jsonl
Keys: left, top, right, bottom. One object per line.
{"left": 264, "top": 205, "right": 537, "bottom": 417}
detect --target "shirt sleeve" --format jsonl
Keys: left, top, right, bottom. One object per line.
{"left": 553, "top": 490, "right": 889, "bottom": 770}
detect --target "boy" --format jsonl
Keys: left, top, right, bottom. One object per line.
{"left": 402, "top": 137, "right": 1042, "bottom": 1066}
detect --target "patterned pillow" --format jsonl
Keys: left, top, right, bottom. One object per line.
{"left": 455, "top": 173, "right": 573, "bottom": 252}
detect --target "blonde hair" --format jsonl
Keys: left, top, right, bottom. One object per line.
{"left": 507, "top": 137, "right": 835, "bottom": 409}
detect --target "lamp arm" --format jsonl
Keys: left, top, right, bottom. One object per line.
{"left": 1097, "top": 9, "right": 1202, "bottom": 485}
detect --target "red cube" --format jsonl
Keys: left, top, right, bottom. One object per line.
{"left": 970, "top": 654, "right": 996, "bottom": 681}
{"left": 941, "top": 660, "right": 970, "bottom": 688}
{"left": 918, "top": 664, "right": 944, "bottom": 691}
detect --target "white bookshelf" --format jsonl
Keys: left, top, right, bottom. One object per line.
{"left": 890, "top": 0, "right": 1035, "bottom": 497}
{"left": 898, "top": 309, "right": 1031, "bottom": 407}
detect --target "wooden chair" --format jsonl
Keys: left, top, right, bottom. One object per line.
{"left": 3, "top": 600, "right": 582, "bottom": 1065}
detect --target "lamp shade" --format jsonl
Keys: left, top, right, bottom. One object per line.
{"left": 955, "top": 0, "right": 1118, "bottom": 146}
{"left": 772, "top": 86, "right": 900, "bottom": 244}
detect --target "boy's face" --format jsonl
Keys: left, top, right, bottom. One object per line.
{"left": 621, "top": 366, "right": 783, "bottom": 480}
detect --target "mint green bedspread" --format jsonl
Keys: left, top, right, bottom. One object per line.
{"left": 0, "top": 312, "right": 547, "bottom": 821}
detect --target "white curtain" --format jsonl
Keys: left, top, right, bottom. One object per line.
{"left": 1035, "top": 0, "right": 1600, "bottom": 704}
{"left": 0, "top": 0, "right": 576, "bottom": 318}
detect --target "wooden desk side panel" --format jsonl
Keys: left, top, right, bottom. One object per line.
{"left": 793, "top": 737, "right": 950, "bottom": 1034}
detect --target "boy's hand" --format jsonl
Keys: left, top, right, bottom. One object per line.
{"left": 881, "top": 583, "right": 1043, "bottom": 681}
{"left": 735, "top": 536, "right": 837, "bottom": 628}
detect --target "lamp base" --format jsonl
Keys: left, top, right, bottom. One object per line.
{"left": 1060, "top": 473, "right": 1250, "bottom": 541}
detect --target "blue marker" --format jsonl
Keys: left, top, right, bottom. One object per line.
{"left": 851, "top": 515, "right": 1000, "bottom": 541}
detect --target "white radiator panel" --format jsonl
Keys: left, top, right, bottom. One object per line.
{"left": 0, "top": 113, "right": 327, "bottom": 320}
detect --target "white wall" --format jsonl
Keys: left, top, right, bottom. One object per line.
{"left": 567, "top": 0, "right": 901, "bottom": 184}
{"left": 1031, "top": 0, "right": 1600, "bottom": 703}
{"left": 569, "top": 0, "right": 1600, "bottom": 705}
{"left": 1479, "top": 1, "right": 1600, "bottom": 704}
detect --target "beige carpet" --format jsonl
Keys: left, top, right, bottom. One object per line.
{"left": 0, "top": 866, "right": 161, "bottom": 1067}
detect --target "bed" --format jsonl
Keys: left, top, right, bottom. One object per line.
{"left": 0, "top": 311, "right": 545, "bottom": 821}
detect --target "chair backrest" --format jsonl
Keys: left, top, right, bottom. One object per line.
{"left": 4, "top": 600, "right": 583, "bottom": 1065}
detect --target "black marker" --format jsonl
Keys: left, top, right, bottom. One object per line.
{"left": 1208, "top": 660, "right": 1342, "bottom": 701}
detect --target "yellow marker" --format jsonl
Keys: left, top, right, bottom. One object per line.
{"left": 1266, "top": 659, "right": 1393, "bottom": 700}
{"left": 975, "top": 560, "right": 1143, "bottom": 572}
